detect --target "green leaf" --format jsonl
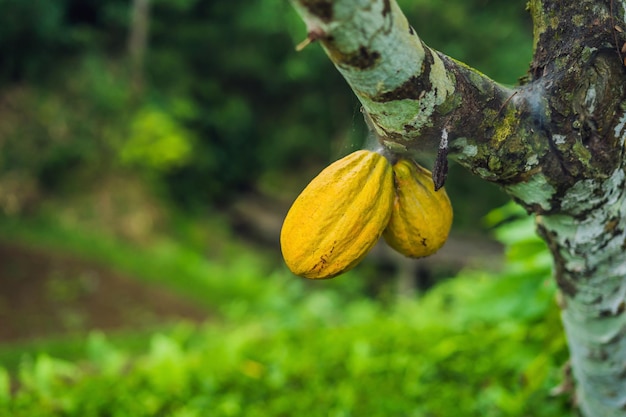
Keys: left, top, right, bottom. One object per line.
{"left": 0, "top": 367, "right": 9, "bottom": 404}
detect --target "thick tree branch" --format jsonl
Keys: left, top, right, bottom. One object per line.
{"left": 289, "top": 0, "right": 626, "bottom": 415}
{"left": 291, "top": 0, "right": 626, "bottom": 192}
{"left": 291, "top": 0, "right": 523, "bottom": 166}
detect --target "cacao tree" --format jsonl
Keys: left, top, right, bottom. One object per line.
{"left": 287, "top": 0, "right": 626, "bottom": 415}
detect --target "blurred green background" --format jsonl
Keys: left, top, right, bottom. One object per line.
{"left": 0, "top": 0, "right": 572, "bottom": 416}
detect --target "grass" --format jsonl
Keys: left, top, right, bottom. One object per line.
{"left": 0, "top": 326, "right": 178, "bottom": 373}
{"left": 0, "top": 211, "right": 285, "bottom": 369}
{"left": 0, "top": 205, "right": 573, "bottom": 416}
{"left": 0, "top": 209, "right": 381, "bottom": 368}
{"left": 0, "top": 213, "right": 281, "bottom": 313}
{"left": 0, "top": 270, "right": 570, "bottom": 417}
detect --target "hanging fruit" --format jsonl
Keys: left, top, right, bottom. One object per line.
{"left": 280, "top": 150, "right": 394, "bottom": 279}
{"left": 383, "top": 158, "right": 453, "bottom": 258}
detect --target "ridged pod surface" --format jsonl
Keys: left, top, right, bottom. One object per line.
{"left": 383, "top": 159, "right": 453, "bottom": 258}
{"left": 280, "top": 150, "right": 394, "bottom": 279}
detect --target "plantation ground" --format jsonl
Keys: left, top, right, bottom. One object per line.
{"left": 0, "top": 242, "right": 209, "bottom": 343}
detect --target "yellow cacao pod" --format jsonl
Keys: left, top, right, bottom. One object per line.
{"left": 383, "top": 159, "right": 453, "bottom": 258}
{"left": 280, "top": 150, "right": 394, "bottom": 279}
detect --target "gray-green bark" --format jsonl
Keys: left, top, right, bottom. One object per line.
{"left": 289, "top": 0, "right": 626, "bottom": 415}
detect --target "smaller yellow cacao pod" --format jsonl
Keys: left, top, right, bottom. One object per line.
{"left": 280, "top": 150, "right": 394, "bottom": 279}
{"left": 383, "top": 159, "right": 453, "bottom": 258}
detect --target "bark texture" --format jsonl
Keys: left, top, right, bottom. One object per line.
{"left": 289, "top": 0, "right": 626, "bottom": 415}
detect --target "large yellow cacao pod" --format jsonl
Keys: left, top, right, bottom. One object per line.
{"left": 280, "top": 150, "right": 394, "bottom": 279}
{"left": 383, "top": 159, "right": 453, "bottom": 258}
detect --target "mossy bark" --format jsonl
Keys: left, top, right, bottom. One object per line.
{"left": 289, "top": 0, "right": 626, "bottom": 415}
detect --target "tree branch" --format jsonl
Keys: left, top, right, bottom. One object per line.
{"left": 291, "top": 0, "right": 626, "bottom": 198}
{"left": 289, "top": 0, "right": 626, "bottom": 415}
{"left": 291, "top": 0, "right": 520, "bottom": 163}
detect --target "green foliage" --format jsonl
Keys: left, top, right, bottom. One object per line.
{"left": 148, "top": 0, "right": 532, "bottom": 207}
{"left": 121, "top": 106, "right": 195, "bottom": 171}
{"left": 0, "top": 368, "right": 9, "bottom": 404}
{"left": 0, "top": 205, "right": 570, "bottom": 416}
{"left": 0, "top": 0, "right": 67, "bottom": 82}
{"left": 0, "top": 0, "right": 128, "bottom": 83}
{"left": 144, "top": 0, "right": 360, "bottom": 207}
{"left": 399, "top": 0, "right": 533, "bottom": 85}
{"left": 0, "top": 55, "right": 131, "bottom": 205}
{"left": 0, "top": 0, "right": 531, "bottom": 217}
{"left": 1, "top": 300, "right": 569, "bottom": 416}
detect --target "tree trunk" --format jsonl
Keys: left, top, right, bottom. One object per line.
{"left": 289, "top": 0, "right": 626, "bottom": 415}
{"left": 128, "top": 0, "right": 150, "bottom": 95}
